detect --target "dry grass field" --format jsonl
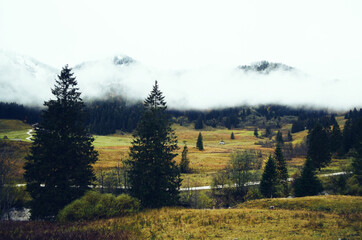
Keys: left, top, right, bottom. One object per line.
{"left": 0, "top": 118, "right": 353, "bottom": 187}
{"left": 69, "top": 195, "right": 360, "bottom": 240}
{"left": 92, "top": 122, "right": 351, "bottom": 187}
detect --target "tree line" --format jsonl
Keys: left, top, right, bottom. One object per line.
{"left": 1, "top": 101, "right": 334, "bottom": 135}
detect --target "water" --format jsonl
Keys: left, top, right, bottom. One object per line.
{"left": 1, "top": 208, "right": 31, "bottom": 221}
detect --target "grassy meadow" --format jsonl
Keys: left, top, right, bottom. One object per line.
{"left": 0, "top": 118, "right": 361, "bottom": 239}
{"left": 3, "top": 195, "right": 359, "bottom": 240}
{"left": 92, "top": 121, "right": 352, "bottom": 187}
{"left": 0, "top": 118, "right": 353, "bottom": 187}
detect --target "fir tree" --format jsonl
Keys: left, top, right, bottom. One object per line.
{"left": 196, "top": 132, "right": 204, "bottom": 151}
{"left": 274, "top": 143, "right": 289, "bottom": 195}
{"left": 254, "top": 128, "right": 259, "bottom": 138}
{"left": 287, "top": 130, "right": 293, "bottom": 142}
{"left": 128, "top": 81, "right": 181, "bottom": 208}
{"left": 260, "top": 155, "right": 278, "bottom": 198}
{"left": 265, "top": 126, "right": 272, "bottom": 138}
{"left": 195, "top": 115, "right": 204, "bottom": 130}
{"left": 230, "top": 132, "right": 235, "bottom": 140}
{"left": 330, "top": 121, "right": 342, "bottom": 154}
{"left": 180, "top": 142, "right": 191, "bottom": 173}
{"left": 276, "top": 130, "right": 284, "bottom": 145}
{"left": 24, "top": 65, "right": 98, "bottom": 219}
{"left": 294, "top": 158, "right": 323, "bottom": 197}
{"left": 307, "top": 123, "right": 331, "bottom": 171}
{"left": 342, "top": 118, "right": 354, "bottom": 154}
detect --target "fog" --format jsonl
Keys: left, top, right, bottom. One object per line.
{"left": 0, "top": 51, "right": 361, "bottom": 111}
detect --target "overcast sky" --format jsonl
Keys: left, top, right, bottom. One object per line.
{"left": 1, "top": 1, "right": 361, "bottom": 72}
{"left": 1, "top": 0, "right": 362, "bottom": 109}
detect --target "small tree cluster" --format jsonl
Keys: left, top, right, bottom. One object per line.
{"left": 212, "top": 151, "right": 259, "bottom": 207}
{"left": 260, "top": 142, "right": 289, "bottom": 198}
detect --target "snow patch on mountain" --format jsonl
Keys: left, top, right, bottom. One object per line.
{"left": 237, "top": 61, "right": 295, "bottom": 74}
{"left": 0, "top": 50, "right": 56, "bottom": 105}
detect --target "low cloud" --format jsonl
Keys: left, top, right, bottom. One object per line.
{"left": 1, "top": 51, "right": 361, "bottom": 111}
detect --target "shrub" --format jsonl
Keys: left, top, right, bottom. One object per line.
{"left": 180, "top": 191, "right": 215, "bottom": 209}
{"left": 57, "top": 191, "right": 140, "bottom": 222}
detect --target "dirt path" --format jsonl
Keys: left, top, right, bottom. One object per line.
{"left": 26, "top": 129, "right": 33, "bottom": 141}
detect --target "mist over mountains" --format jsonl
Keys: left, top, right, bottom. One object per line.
{"left": 0, "top": 50, "right": 360, "bottom": 110}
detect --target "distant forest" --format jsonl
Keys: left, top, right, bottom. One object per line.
{"left": 1, "top": 99, "right": 361, "bottom": 141}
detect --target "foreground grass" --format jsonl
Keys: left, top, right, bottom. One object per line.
{"left": 82, "top": 196, "right": 361, "bottom": 239}
{"left": 238, "top": 195, "right": 362, "bottom": 214}
{"left": 0, "top": 221, "right": 133, "bottom": 240}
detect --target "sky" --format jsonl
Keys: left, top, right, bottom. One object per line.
{"left": 1, "top": 0, "right": 362, "bottom": 109}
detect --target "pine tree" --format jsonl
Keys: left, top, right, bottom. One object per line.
{"left": 24, "top": 65, "right": 98, "bottom": 219}
{"left": 287, "top": 130, "right": 293, "bottom": 142}
{"left": 294, "top": 158, "right": 323, "bottom": 197}
{"left": 196, "top": 132, "right": 204, "bottom": 151}
{"left": 307, "top": 123, "right": 331, "bottom": 171}
{"left": 276, "top": 131, "right": 284, "bottom": 145}
{"left": 180, "top": 142, "right": 191, "bottom": 173}
{"left": 195, "top": 115, "right": 204, "bottom": 130}
{"left": 265, "top": 126, "right": 272, "bottom": 138}
{"left": 330, "top": 122, "right": 342, "bottom": 154}
{"left": 342, "top": 118, "right": 354, "bottom": 154}
{"left": 230, "top": 132, "right": 235, "bottom": 140}
{"left": 260, "top": 155, "right": 278, "bottom": 198}
{"left": 274, "top": 143, "right": 289, "bottom": 195}
{"left": 128, "top": 81, "right": 181, "bottom": 208}
{"left": 254, "top": 128, "right": 259, "bottom": 138}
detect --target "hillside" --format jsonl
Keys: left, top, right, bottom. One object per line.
{"left": 0, "top": 119, "right": 32, "bottom": 141}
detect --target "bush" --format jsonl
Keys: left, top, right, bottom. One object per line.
{"left": 345, "top": 175, "right": 362, "bottom": 196}
{"left": 245, "top": 187, "right": 262, "bottom": 201}
{"left": 180, "top": 191, "right": 215, "bottom": 209}
{"left": 57, "top": 191, "right": 140, "bottom": 222}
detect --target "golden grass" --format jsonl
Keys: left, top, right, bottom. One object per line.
{"left": 239, "top": 195, "right": 362, "bottom": 214}
{"left": 92, "top": 123, "right": 353, "bottom": 187}
{"left": 0, "top": 119, "right": 31, "bottom": 132}
{"left": 90, "top": 196, "right": 361, "bottom": 239}
{"left": 0, "top": 119, "right": 352, "bottom": 187}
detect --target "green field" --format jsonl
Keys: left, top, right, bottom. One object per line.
{"left": 0, "top": 119, "right": 32, "bottom": 141}
{"left": 0, "top": 119, "right": 353, "bottom": 187}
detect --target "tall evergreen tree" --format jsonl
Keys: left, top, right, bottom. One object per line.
{"left": 276, "top": 130, "right": 284, "bottom": 145}
{"left": 24, "top": 65, "right": 98, "bottom": 219}
{"left": 195, "top": 115, "right": 204, "bottom": 130}
{"left": 274, "top": 143, "right": 289, "bottom": 195}
{"left": 294, "top": 158, "right": 323, "bottom": 197}
{"left": 196, "top": 132, "right": 204, "bottom": 151}
{"left": 180, "top": 142, "right": 191, "bottom": 173}
{"left": 260, "top": 155, "right": 278, "bottom": 198}
{"left": 128, "top": 81, "right": 181, "bottom": 208}
{"left": 330, "top": 121, "right": 342, "bottom": 154}
{"left": 307, "top": 123, "right": 331, "bottom": 171}
{"left": 342, "top": 118, "right": 354, "bottom": 154}
{"left": 287, "top": 130, "right": 293, "bottom": 142}
{"left": 265, "top": 126, "right": 272, "bottom": 138}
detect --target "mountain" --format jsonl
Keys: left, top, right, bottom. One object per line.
{"left": 237, "top": 61, "right": 294, "bottom": 74}
{"left": 0, "top": 50, "right": 57, "bottom": 105}
{"left": 3, "top": 51, "right": 349, "bottom": 110}
{"left": 74, "top": 54, "right": 135, "bottom": 70}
